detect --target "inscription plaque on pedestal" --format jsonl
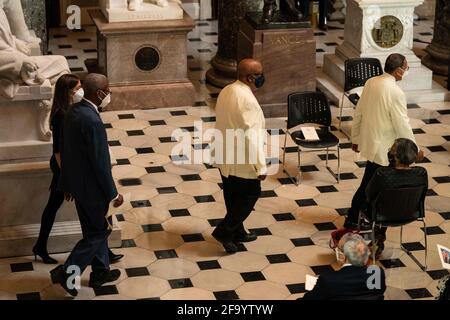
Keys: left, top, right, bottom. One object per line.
{"left": 134, "top": 46, "right": 161, "bottom": 72}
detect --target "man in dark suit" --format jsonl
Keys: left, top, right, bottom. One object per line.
{"left": 50, "top": 73, "right": 123, "bottom": 296}
{"left": 303, "top": 234, "right": 386, "bottom": 300}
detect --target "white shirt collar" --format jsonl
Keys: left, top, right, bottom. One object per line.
{"left": 82, "top": 98, "right": 99, "bottom": 114}
{"left": 342, "top": 263, "right": 353, "bottom": 268}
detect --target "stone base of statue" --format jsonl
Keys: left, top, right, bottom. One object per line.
{"left": 90, "top": 9, "right": 195, "bottom": 110}
{"left": 0, "top": 82, "right": 121, "bottom": 258}
{"left": 238, "top": 13, "right": 316, "bottom": 117}
{"left": 101, "top": 1, "right": 183, "bottom": 23}
{"left": 317, "top": 0, "right": 449, "bottom": 105}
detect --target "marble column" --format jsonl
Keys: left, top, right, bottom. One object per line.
{"left": 206, "top": 0, "right": 261, "bottom": 88}
{"left": 21, "top": 0, "right": 47, "bottom": 53}
{"left": 422, "top": 0, "right": 450, "bottom": 76}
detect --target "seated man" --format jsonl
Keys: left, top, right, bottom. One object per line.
{"left": 365, "top": 138, "right": 428, "bottom": 258}
{"left": 303, "top": 233, "right": 386, "bottom": 300}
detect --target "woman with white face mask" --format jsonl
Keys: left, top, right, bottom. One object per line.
{"left": 33, "top": 74, "right": 82, "bottom": 264}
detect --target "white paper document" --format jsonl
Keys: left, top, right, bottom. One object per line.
{"left": 437, "top": 244, "right": 450, "bottom": 270}
{"left": 305, "top": 274, "right": 319, "bottom": 291}
{"left": 300, "top": 127, "right": 320, "bottom": 141}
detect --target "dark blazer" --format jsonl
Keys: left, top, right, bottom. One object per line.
{"left": 58, "top": 100, "right": 117, "bottom": 205}
{"left": 302, "top": 266, "right": 386, "bottom": 300}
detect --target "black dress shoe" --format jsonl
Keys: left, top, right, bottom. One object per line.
{"left": 108, "top": 250, "right": 124, "bottom": 264}
{"left": 50, "top": 265, "right": 78, "bottom": 297}
{"left": 318, "top": 24, "right": 328, "bottom": 31}
{"left": 88, "top": 269, "right": 121, "bottom": 288}
{"left": 234, "top": 232, "right": 257, "bottom": 243}
{"left": 211, "top": 232, "right": 238, "bottom": 254}
{"left": 33, "top": 246, "right": 58, "bottom": 264}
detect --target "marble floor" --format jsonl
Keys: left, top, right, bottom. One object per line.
{"left": 0, "top": 18, "right": 449, "bottom": 301}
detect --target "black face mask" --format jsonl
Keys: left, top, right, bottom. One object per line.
{"left": 250, "top": 74, "right": 265, "bottom": 89}
{"left": 387, "top": 151, "right": 396, "bottom": 166}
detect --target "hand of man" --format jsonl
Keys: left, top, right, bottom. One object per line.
{"left": 113, "top": 194, "right": 124, "bottom": 208}
{"left": 352, "top": 144, "right": 359, "bottom": 153}
{"left": 64, "top": 193, "right": 74, "bottom": 202}
{"left": 416, "top": 150, "right": 424, "bottom": 162}
{"left": 258, "top": 175, "right": 267, "bottom": 181}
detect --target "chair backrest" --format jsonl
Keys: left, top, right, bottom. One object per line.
{"left": 287, "top": 91, "right": 331, "bottom": 129}
{"left": 371, "top": 185, "right": 427, "bottom": 224}
{"left": 344, "top": 58, "right": 383, "bottom": 92}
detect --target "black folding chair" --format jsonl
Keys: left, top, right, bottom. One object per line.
{"left": 282, "top": 92, "right": 340, "bottom": 185}
{"left": 358, "top": 184, "right": 428, "bottom": 271}
{"left": 339, "top": 58, "right": 383, "bottom": 139}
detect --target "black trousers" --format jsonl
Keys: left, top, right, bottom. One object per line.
{"left": 35, "top": 156, "right": 65, "bottom": 251}
{"left": 301, "top": 0, "right": 329, "bottom": 26}
{"left": 346, "top": 161, "right": 381, "bottom": 225}
{"left": 213, "top": 174, "right": 261, "bottom": 242}
{"left": 64, "top": 200, "right": 111, "bottom": 274}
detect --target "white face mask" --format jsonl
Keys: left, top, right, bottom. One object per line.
{"left": 98, "top": 92, "right": 111, "bottom": 110}
{"left": 402, "top": 70, "right": 409, "bottom": 79}
{"left": 72, "top": 88, "right": 84, "bottom": 104}
{"left": 335, "top": 248, "right": 346, "bottom": 264}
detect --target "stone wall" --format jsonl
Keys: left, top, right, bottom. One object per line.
{"left": 21, "top": 0, "right": 47, "bottom": 53}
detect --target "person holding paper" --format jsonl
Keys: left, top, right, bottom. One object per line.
{"left": 212, "top": 59, "right": 267, "bottom": 253}
{"left": 50, "top": 74, "right": 123, "bottom": 297}
{"left": 303, "top": 234, "right": 386, "bottom": 300}
{"left": 344, "top": 54, "right": 423, "bottom": 230}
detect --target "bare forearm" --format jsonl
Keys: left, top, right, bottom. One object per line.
{"left": 55, "top": 153, "right": 61, "bottom": 168}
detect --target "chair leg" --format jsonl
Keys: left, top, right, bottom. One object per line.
{"left": 338, "top": 93, "right": 350, "bottom": 140}
{"left": 282, "top": 131, "right": 288, "bottom": 172}
{"left": 372, "top": 223, "right": 376, "bottom": 265}
{"left": 325, "top": 148, "right": 329, "bottom": 167}
{"left": 338, "top": 93, "right": 344, "bottom": 131}
{"left": 400, "top": 220, "right": 428, "bottom": 271}
{"left": 423, "top": 220, "right": 428, "bottom": 271}
{"left": 337, "top": 146, "right": 341, "bottom": 183}
{"left": 284, "top": 144, "right": 301, "bottom": 186}
{"left": 357, "top": 212, "right": 362, "bottom": 231}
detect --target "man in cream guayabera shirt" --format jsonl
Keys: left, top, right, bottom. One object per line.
{"left": 212, "top": 59, "right": 267, "bottom": 253}
{"left": 344, "top": 54, "right": 424, "bottom": 229}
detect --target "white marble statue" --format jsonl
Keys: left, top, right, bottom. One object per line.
{"left": 0, "top": 5, "right": 70, "bottom": 99}
{"left": 129, "top": 0, "right": 169, "bottom": 11}
{"left": 0, "top": 0, "right": 41, "bottom": 47}
{"left": 107, "top": 0, "right": 181, "bottom": 11}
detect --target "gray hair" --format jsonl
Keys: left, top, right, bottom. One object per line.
{"left": 395, "top": 138, "right": 418, "bottom": 165}
{"left": 343, "top": 235, "right": 370, "bottom": 267}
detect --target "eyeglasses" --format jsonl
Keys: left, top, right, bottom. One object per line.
{"left": 401, "top": 65, "right": 410, "bottom": 71}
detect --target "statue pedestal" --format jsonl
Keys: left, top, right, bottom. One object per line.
{"left": 317, "top": 0, "right": 449, "bottom": 105}
{"left": 101, "top": 1, "right": 184, "bottom": 23}
{"left": 238, "top": 13, "right": 316, "bottom": 117}
{"left": 0, "top": 84, "right": 121, "bottom": 258}
{"left": 90, "top": 9, "right": 196, "bottom": 111}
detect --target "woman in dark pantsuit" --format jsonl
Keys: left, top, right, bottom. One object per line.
{"left": 32, "top": 74, "right": 83, "bottom": 263}
{"left": 33, "top": 74, "right": 123, "bottom": 264}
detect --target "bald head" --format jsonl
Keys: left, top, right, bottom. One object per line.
{"left": 237, "top": 59, "right": 264, "bottom": 90}
{"left": 83, "top": 73, "right": 109, "bottom": 100}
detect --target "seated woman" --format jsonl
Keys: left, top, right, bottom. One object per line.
{"left": 365, "top": 138, "right": 428, "bottom": 258}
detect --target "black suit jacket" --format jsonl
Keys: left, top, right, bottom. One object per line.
{"left": 58, "top": 100, "right": 117, "bottom": 205}
{"left": 302, "top": 266, "right": 386, "bottom": 300}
